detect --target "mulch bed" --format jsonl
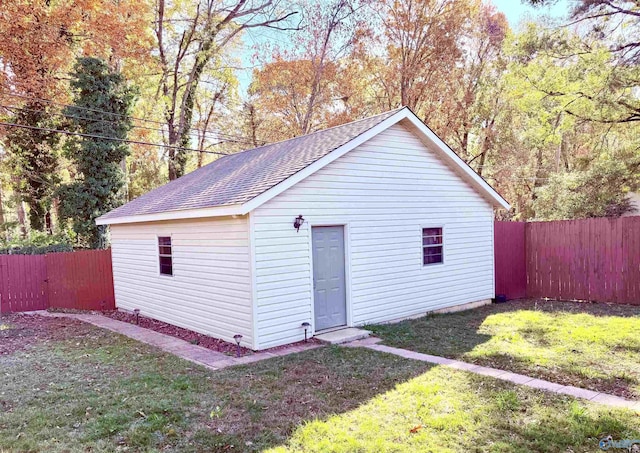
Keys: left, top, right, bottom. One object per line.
{"left": 0, "top": 314, "right": 93, "bottom": 356}
{"left": 6, "top": 309, "right": 322, "bottom": 357}
{"left": 103, "top": 310, "right": 322, "bottom": 355}
{"left": 104, "top": 310, "right": 251, "bottom": 355}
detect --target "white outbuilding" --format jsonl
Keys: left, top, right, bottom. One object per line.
{"left": 97, "top": 107, "right": 510, "bottom": 350}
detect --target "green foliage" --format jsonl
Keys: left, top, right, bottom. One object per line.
{"left": 534, "top": 157, "right": 638, "bottom": 219}
{"left": 496, "top": 22, "right": 640, "bottom": 219}
{"left": 57, "top": 58, "right": 136, "bottom": 249}
{"left": 0, "top": 229, "right": 75, "bottom": 254}
{"left": 3, "top": 103, "right": 60, "bottom": 231}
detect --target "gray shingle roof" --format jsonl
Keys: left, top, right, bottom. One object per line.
{"left": 99, "top": 108, "right": 403, "bottom": 220}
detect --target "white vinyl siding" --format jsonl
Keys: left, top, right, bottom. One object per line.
{"left": 252, "top": 123, "right": 495, "bottom": 349}
{"left": 109, "top": 216, "right": 254, "bottom": 348}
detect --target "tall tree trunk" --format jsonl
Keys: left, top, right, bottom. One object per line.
{"left": 0, "top": 185, "right": 4, "bottom": 225}
{"left": 155, "top": 0, "right": 298, "bottom": 180}
{"left": 247, "top": 103, "right": 260, "bottom": 147}
{"left": 17, "top": 201, "right": 27, "bottom": 237}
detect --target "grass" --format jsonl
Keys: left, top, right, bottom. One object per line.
{"left": 367, "top": 299, "right": 640, "bottom": 399}
{"left": 270, "top": 366, "right": 640, "bottom": 453}
{"left": 1, "top": 314, "right": 640, "bottom": 452}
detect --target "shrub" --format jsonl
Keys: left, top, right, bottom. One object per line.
{"left": 0, "top": 229, "right": 75, "bottom": 255}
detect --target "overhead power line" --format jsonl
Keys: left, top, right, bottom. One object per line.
{"left": 1, "top": 92, "right": 255, "bottom": 144}
{"left": 4, "top": 92, "right": 166, "bottom": 126}
{"left": 0, "top": 121, "right": 232, "bottom": 156}
{"left": 0, "top": 102, "right": 255, "bottom": 146}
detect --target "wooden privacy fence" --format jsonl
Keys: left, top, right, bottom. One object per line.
{"left": 494, "top": 221, "right": 527, "bottom": 300}
{"left": 494, "top": 217, "right": 640, "bottom": 304}
{"left": 0, "top": 249, "right": 115, "bottom": 314}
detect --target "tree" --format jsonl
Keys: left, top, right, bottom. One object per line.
{"left": 487, "top": 20, "right": 640, "bottom": 219}
{"left": 248, "top": 0, "right": 366, "bottom": 142}
{"left": 0, "top": 0, "right": 152, "bottom": 233}
{"left": 364, "top": 0, "right": 475, "bottom": 126}
{"left": 523, "top": 0, "right": 640, "bottom": 124}
{"left": 533, "top": 156, "right": 639, "bottom": 219}
{"left": 446, "top": 4, "right": 509, "bottom": 170}
{"left": 249, "top": 58, "right": 342, "bottom": 141}
{"left": 58, "top": 58, "right": 135, "bottom": 248}
{"left": 154, "top": 0, "right": 299, "bottom": 180}
{"left": 3, "top": 103, "right": 60, "bottom": 231}
{"left": 0, "top": 0, "right": 151, "bottom": 98}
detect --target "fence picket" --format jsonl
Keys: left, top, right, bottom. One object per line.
{"left": 0, "top": 250, "right": 115, "bottom": 313}
{"left": 495, "top": 218, "right": 640, "bottom": 304}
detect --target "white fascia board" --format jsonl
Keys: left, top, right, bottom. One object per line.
{"left": 401, "top": 112, "right": 511, "bottom": 210}
{"left": 95, "top": 204, "right": 244, "bottom": 225}
{"left": 239, "top": 109, "right": 411, "bottom": 215}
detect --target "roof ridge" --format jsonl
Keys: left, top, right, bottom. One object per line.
{"left": 220, "top": 106, "right": 406, "bottom": 160}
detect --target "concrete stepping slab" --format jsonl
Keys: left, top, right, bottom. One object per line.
{"left": 556, "top": 386, "right": 600, "bottom": 400}
{"left": 469, "top": 366, "right": 507, "bottom": 378}
{"left": 526, "top": 378, "right": 565, "bottom": 392}
{"left": 590, "top": 393, "right": 638, "bottom": 409}
{"left": 447, "top": 361, "right": 481, "bottom": 372}
{"left": 497, "top": 372, "right": 535, "bottom": 385}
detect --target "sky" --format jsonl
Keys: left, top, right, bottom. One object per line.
{"left": 492, "top": 0, "right": 570, "bottom": 27}
{"left": 237, "top": 0, "right": 572, "bottom": 95}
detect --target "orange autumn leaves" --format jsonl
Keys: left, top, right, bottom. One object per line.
{"left": 247, "top": 0, "right": 509, "bottom": 150}
{"left": 0, "top": 0, "right": 152, "bottom": 101}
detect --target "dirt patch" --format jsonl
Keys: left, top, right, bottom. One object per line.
{"left": 0, "top": 314, "right": 93, "bottom": 356}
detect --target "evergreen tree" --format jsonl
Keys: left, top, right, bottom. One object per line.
{"left": 58, "top": 58, "right": 135, "bottom": 249}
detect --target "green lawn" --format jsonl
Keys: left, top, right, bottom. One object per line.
{"left": 368, "top": 299, "right": 640, "bottom": 399}
{"left": 1, "top": 314, "right": 640, "bottom": 452}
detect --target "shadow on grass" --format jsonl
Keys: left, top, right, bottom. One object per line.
{"left": 265, "top": 364, "right": 640, "bottom": 453}
{"left": 367, "top": 299, "right": 640, "bottom": 399}
{"left": 0, "top": 326, "right": 431, "bottom": 453}
{"left": 3, "top": 310, "right": 640, "bottom": 452}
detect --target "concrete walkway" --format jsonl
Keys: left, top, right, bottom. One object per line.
{"left": 38, "top": 312, "right": 321, "bottom": 371}
{"left": 346, "top": 337, "right": 640, "bottom": 411}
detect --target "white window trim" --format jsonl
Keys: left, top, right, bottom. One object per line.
{"left": 420, "top": 225, "right": 445, "bottom": 267}
{"left": 157, "top": 234, "right": 174, "bottom": 277}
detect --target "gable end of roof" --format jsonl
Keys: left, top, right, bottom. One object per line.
{"left": 97, "top": 107, "right": 509, "bottom": 225}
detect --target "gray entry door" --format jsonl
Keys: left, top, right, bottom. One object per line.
{"left": 312, "top": 226, "right": 347, "bottom": 331}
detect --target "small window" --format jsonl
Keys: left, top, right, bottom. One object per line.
{"left": 422, "top": 228, "right": 443, "bottom": 265}
{"left": 158, "top": 236, "right": 173, "bottom": 276}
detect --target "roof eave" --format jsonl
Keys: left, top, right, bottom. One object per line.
{"left": 95, "top": 204, "right": 245, "bottom": 225}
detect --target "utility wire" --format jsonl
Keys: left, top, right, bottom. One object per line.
{"left": 0, "top": 121, "right": 232, "bottom": 156}
{"left": 4, "top": 92, "right": 166, "bottom": 126}
{"left": 0, "top": 102, "right": 255, "bottom": 146}
{"left": 2, "top": 92, "right": 254, "bottom": 143}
